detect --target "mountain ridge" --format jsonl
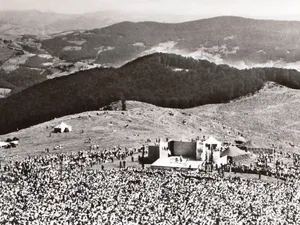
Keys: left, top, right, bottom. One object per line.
{"left": 41, "top": 16, "right": 300, "bottom": 70}
{"left": 2, "top": 15, "right": 300, "bottom": 99}
{"left": 1, "top": 53, "right": 300, "bottom": 134}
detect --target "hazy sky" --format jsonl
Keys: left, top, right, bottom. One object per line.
{"left": 0, "top": 0, "right": 300, "bottom": 20}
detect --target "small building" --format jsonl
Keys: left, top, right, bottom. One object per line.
{"left": 54, "top": 122, "right": 72, "bottom": 133}
{"left": 203, "top": 136, "right": 222, "bottom": 162}
{"left": 203, "top": 136, "right": 222, "bottom": 151}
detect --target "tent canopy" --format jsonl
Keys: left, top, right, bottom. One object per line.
{"left": 221, "top": 146, "right": 249, "bottom": 157}
{"left": 55, "top": 122, "right": 68, "bottom": 129}
{"left": 0, "top": 141, "right": 9, "bottom": 147}
{"left": 54, "top": 122, "right": 72, "bottom": 132}
{"left": 204, "top": 136, "right": 221, "bottom": 145}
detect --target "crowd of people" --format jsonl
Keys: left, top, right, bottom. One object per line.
{"left": 0, "top": 148, "right": 300, "bottom": 224}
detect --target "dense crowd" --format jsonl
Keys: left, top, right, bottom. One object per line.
{"left": 0, "top": 150, "right": 300, "bottom": 224}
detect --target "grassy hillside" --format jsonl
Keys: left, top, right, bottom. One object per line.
{"left": 0, "top": 53, "right": 300, "bottom": 134}
{"left": 1, "top": 83, "right": 300, "bottom": 159}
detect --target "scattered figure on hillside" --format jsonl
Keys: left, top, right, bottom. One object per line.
{"left": 119, "top": 161, "right": 122, "bottom": 168}
{"left": 123, "top": 161, "right": 126, "bottom": 168}
{"left": 85, "top": 138, "right": 92, "bottom": 143}
{"left": 180, "top": 156, "right": 183, "bottom": 163}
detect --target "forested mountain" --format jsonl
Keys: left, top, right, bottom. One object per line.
{"left": 0, "top": 53, "right": 300, "bottom": 134}
{"left": 2, "top": 16, "right": 300, "bottom": 97}
{"left": 42, "top": 16, "right": 300, "bottom": 70}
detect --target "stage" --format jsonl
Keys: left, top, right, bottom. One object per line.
{"left": 151, "top": 156, "right": 204, "bottom": 170}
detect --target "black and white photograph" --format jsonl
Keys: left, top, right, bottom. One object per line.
{"left": 1, "top": 0, "right": 300, "bottom": 224}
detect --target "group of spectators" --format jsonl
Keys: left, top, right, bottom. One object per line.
{"left": 1, "top": 145, "right": 140, "bottom": 173}
{"left": 220, "top": 148, "right": 300, "bottom": 181}
{"left": 0, "top": 148, "right": 300, "bottom": 224}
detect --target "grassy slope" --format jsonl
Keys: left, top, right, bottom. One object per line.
{"left": 1, "top": 82, "right": 299, "bottom": 160}
{"left": 187, "top": 82, "right": 300, "bottom": 151}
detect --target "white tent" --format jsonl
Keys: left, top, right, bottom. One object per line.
{"left": 0, "top": 141, "right": 9, "bottom": 148}
{"left": 54, "top": 122, "right": 72, "bottom": 133}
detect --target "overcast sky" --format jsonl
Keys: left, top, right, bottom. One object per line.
{"left": 0, "top": 0, "right": 300, "bottom": 21}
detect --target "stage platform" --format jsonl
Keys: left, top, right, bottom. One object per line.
{"left": 151, "top": 156, "right": 204, "bottom": 170}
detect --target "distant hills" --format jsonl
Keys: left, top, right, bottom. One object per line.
{"left": 1, "top": 53, "right": 300, "bottom": 134}
{"left": 42, "top": 16, "right": 300, "bottom": 70}
{"left": 0, "top": 10, "right": 200, "bottom": 36}
{"left": 2, "top": 15, "right": 300, "bottom": 97}
{"left": 0, "top": 36, "right": 102, "bottom": 95}
{"left": 0, "top": 10, "right": 124, "bottom": 36}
